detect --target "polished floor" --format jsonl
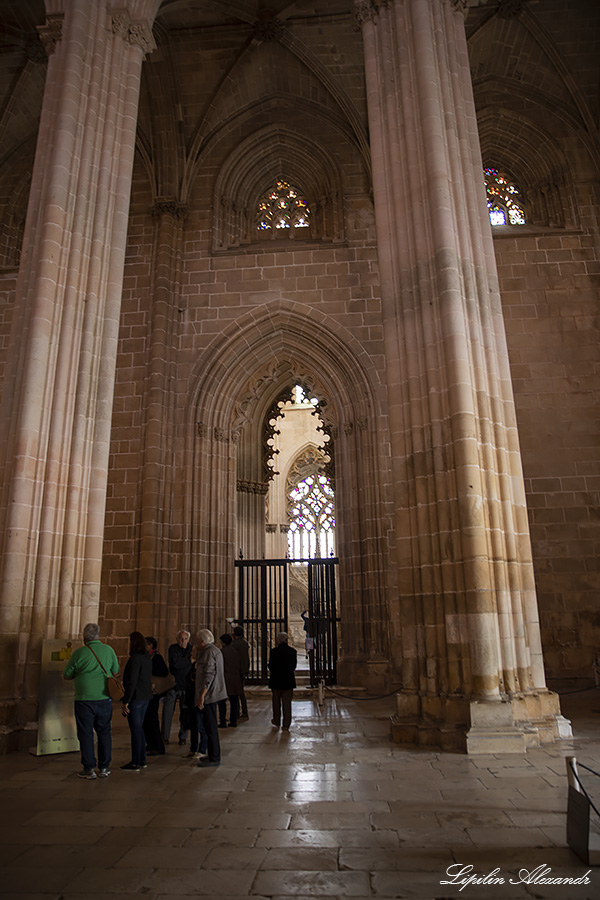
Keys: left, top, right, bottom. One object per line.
{"left": 0, "top": 688, "right": 599, "bottom": 899}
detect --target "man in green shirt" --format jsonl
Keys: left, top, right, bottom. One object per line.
{"left": 63, "top": 623, "right": 119, "bottom": 779}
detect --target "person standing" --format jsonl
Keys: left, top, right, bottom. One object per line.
{"left": 231, "top": 625, "right": 250, "bottom": 719}
{"left": 143, "top": 636, "right": 168, "bottom": 756}
{"left": 63, "top": 622, "right": 119, "bottom": 779}
{"left": 162, "top": 629, "right": 193, "bottom": 746}
{"left": 195, "top": 629, "right": 227, "bottom": 767}
{"left": 121, "top": 631, "right": 153, "bottom": 771}
{"left": 218, "top": 634, "right": 243, "bottom": 728}
{"left": 268, "top": 632, "right": 297, "bottom": 731}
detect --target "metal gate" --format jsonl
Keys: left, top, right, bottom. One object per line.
{"left": 235, "top": 557, "right": 339, "bottom": 685}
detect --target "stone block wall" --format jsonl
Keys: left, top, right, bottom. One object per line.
{"left": 496, "top": 210, "right": 600, "bottom": 686}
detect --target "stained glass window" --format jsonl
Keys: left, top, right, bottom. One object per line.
{"left": 484, "top": 167, "right": 526, "bottom": 226}
{"left": 288, "top": 473, "right": 335, "bottom": 560}
{"left": 256, "top": 180, "right": 310, "bottom": 232}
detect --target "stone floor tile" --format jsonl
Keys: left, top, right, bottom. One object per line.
{"left": 290, "top": 813, "right": 372, "bottom": 830}
{"left": 465, "top": 824, "right": 554, "bottom": 846}
{"left": 95, "top": 825, "right": 190, "bottom": 847}
{"left": 212, "top": 812, "right": 292, "bottom": 829}
{"left": 143, "top": 867, "right": 255, "bottom": 894}
{"left": 256, "top": 829, "right": 400, "bottom": 849}
{"left": 201, "top": 846, "right": 268, "bottom": 869}
{"left": 258, "top": 847, "right": 339, "bottom": 870}
{"left": 339, "top": 847, "right": 454, "bottom": 871}
{"left": 252, "top": 870, "right": 370, "bottom": 896}
{"left": 0, "top": 867, "right": 72, "bottom": 894}
{"left": 61, "top": 867, "right": 147, "bottom": 893}
{"left": 0, "top": 825, "right": 110, "bottom": 845}
{"left": 113, "top": 845, "right": 212, "bottom": 868}
{"left": 183, "top": 828, "right": 260, "bottom": 848}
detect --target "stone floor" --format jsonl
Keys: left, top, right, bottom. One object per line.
{"left": 0, "top": 689, "right": 599, "bottom": 899}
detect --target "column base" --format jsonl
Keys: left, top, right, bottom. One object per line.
{"left": 390, "top": 690, "right": 572, "bottom": 754}
{"left": 0, "top": 700, "right": 38, "bottom": 754}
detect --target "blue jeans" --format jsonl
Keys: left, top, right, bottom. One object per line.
{"left": 127, "top": 699, "right": 149, "bottom": 766}
{"left": 74, "top": 699, "right": 113, "bottom": 771}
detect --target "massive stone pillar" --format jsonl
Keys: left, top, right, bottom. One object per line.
{"left": 0, "top": 0, "right": 159, "bottom": 748}
{"left": 356, "top": 0, "right": 571, "bottom": 751}
{"left": 137, "top": 200, "right": 187, "bottom": 639}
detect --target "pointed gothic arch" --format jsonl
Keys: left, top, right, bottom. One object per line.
{"left": 183, "top": 299, "right": 394, "bottom": 687}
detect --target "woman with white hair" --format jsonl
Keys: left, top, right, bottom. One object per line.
{"left": 195, "top": 629, "right": 227, "bottom": 767}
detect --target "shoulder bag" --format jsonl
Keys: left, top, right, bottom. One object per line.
{"left": 87, "top": 644, "right": 125, "bottom": 701}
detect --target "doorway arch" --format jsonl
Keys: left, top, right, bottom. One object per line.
{"left": 184, "top": 298, "right": 393, "bottom": 687}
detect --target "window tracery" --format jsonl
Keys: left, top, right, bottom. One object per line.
{"left": 484, "top": 167, "right": 526, "bottom": 225}
{"left": 287, "top": 447, "right": 335, "bottom": 561}
{"left": 256, "top": 180, "right": 310, "bottom": 234}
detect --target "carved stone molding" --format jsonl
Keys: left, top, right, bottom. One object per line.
{"left": 37, "top": 14, "right": 63, "bottom": 56}
{"left": 497, "top": 0, "right": 528, "bottom": 17}
{"left": 151, "top": 199, "right": 189, "bottom": 220}
{"left": 253, "top": 13, "right": 284, "bottom": 42}
{"left": 26, "top": 34, "right": 47, "bottom": 64}
{"left": 214, "top": 427, "right": 228, "bottom": 443}
{"left": 447, "top": 0, "right": 469, "bottom": 15}
{"left": 112, "top": 9, "right": 156, "bottom": 56}
{"left": 354, "top": 0, "right": 391, "bottom": 28}
{"left": 265, "top": 524, "right": 277, "bottom": 533}
{"left": 237, "top": 480, "right": 269, "bottom": 495}
{"left": 197, "top": 421, "right": 208, "bottom": 438}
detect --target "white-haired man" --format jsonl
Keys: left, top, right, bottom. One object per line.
{"left": 162, "top": 629, "right": 193, "bottom": 746}
{"left": 63, "top": 623, "right": 119, "bottom": 779}
{"left": 195, "top": 629, "right": 227, "bottom": 767}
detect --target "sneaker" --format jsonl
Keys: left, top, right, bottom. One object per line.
{"left": 98, "top": 767, "right": 111, "bottom": 777}
{"left": 120, "top": 762, "right": 140, "bottom": 771}
{"left": 271, "top": 719, "right": 280, "bottom": 728}
{"left": 282, "top": 726, "right": 290, "bottom": 731}
{"left": 183, "top": 751, "right": 203, "bottom": 759}
{"left": 78, "top": 768, "right": 97, "bottom": 780}
{"left": 197, "top": 758, "right": 220, "bottom": 767}
{"left": 239, "top": 713, "right": 249, "bottom": 719}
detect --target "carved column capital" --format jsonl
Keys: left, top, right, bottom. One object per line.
{"left": 445, "top": 0, "right": 469, "bottom": 16}
{"left": 37, "top": 14, "right": 63, "bottom": 56}
{"left": 354, "top": 0, "right": 391, "bottom": 28}
{"left": 112, "top": 9, "right": 156, "bottom": 57}
{"left": 497, "top": 0, "right": 528, "bottom": 17}
{"left": 151, "top": 198, "right": 189, "bottom": 220}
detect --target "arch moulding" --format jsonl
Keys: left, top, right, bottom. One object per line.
{"left": 183, "top": 299, "right": 395, "bottom": 690}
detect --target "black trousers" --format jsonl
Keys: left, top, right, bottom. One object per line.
{"left": 202, "top": 701, "right": 221, "bottom": 763}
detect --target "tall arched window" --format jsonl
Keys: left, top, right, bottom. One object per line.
{"left": 256, "top": 180, "right": 310, "bottom": 233}
{"left": 484, "top": 167, "right": 526, "bottom": 225}
{"left": 286, "top": 445, "right": 334, "bottom": 560}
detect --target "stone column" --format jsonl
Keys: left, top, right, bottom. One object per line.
{"left": 137, "top": 200, "right": 187, "bottom": 638}
{"left": 0, "top": 0, "right": 159, "bottom": 746}
{"left": 356, "top": 0, "right": 570, "bottom": 751}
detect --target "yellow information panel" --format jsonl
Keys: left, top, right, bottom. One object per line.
{"left": 35, "top": 639, "right": 82, "bottom": 756}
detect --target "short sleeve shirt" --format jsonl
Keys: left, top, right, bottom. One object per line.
{"left": 63, "top": 641, "right": 119, "bottom": 701}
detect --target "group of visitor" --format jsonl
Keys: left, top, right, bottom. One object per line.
{"left": 62, "top": 622, "right": 296, "bottom": 779}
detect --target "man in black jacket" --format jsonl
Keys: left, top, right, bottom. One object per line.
{"left": 268, "top": 632, "right": 297, "bottom": 731}
{"left": 161, "top": 629, "right": 193, "bottom": 745}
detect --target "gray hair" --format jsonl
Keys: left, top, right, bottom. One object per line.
{"left": 198, "top": 628, "right": 215, "bottom": 645}
{"left": 83, "top": 623, "right": 100, "bottom": 643}
{"left": 276, "top": 632, "right": 289, "bottom": 644}
{"left": 177, "top": 629, "right": 191, "bottom": 639}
